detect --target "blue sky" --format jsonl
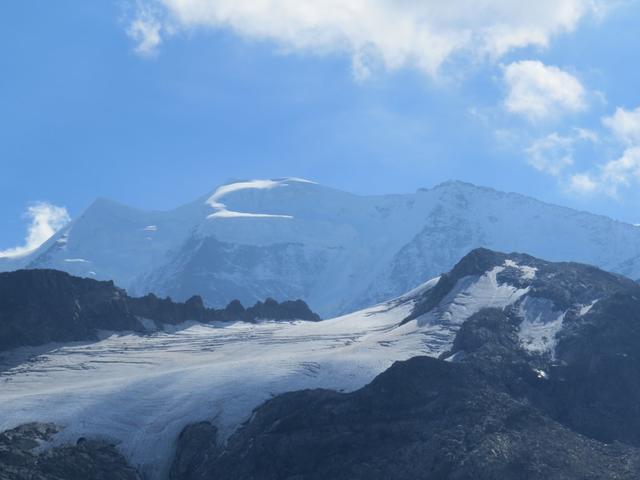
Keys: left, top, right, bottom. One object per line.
{"left": 2, "top": 1, "right": 640, "bottom": 253}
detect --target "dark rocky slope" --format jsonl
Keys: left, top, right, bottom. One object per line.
{"left": 0, "top": 269, "right": 319, "bottom": 352}
{"left": 171, "top": 248, "right": 640, "bottom": 480}
{"left": 0, "top": 423, "right": 140, "bottom": 480}
{"left": 171, "top": 356, "right": 640, "bottom": 480}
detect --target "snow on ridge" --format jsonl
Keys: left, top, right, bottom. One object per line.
{"left": 280, "top": 177, "right": 317, "bottom": 184}
{"left": 404, "top": 266, "right": 531, "bottom": 358}
{"left": 517, "top": 296, "right": 564, "bottom": 357}
{"left": 205, "top": 178, "right": 298, "bottom": 219}
{"left": 432, "top": 265, "right": 531, "bottom": 326}
{"left": 393, "top": 276, "right": 441, "bottom": 302}
{"left": 503, "top": 259, "right": 537, "bottom": 281}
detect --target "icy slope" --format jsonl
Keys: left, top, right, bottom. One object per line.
{"left": 0, "top": 290, "right": 429, "bottom": 479}
{"left": 9, "top": 178, "right": 640, "bottom": 317}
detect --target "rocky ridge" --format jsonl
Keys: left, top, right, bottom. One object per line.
{"left": 0, "top": 269, "right": 319, "bottom": 352}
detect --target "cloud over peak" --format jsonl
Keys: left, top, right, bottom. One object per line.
{"left": 0, "top": 202, "right": 70, "bottom": 259}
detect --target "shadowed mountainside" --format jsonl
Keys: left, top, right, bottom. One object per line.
{"left": 0, "top": 269, "right": 319, "bottom": 352}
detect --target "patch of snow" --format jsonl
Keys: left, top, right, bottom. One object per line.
{"left": 517, "top": 296, "right": 565, "bottom": 356}
{"left": 137, "top": 317, "right": 158, "bottom": 332}
{"left": 206, "top": 179, "right": 303, "bottom": 219}
{"left": 417, "top": 266, "right": 530, "bottom": 328}
{"left": 519, "top": 265, "right": 537, "bottom": 280}
{"left": 399, "top": 266, "right": 530, "bottom": 358}
{"left": 64, "top": 258, "right": 89, "bottom": 263}
{"left": 209, "top": 210, "right": 293, "bottom": 219}
{"left": 281, "top": 177, "right": 317, "bottom": 184}
{"left": 579, "top": 299, "right": 598, "bottom": 316}
{"left": 443, "top": 351, "right": 466, "bottom": 362}
{"left": 533, "top": 368, "right": 548, "bottom": 379}
{"left": 504, "top": 259, "right": 537, "bottom": 280}
{"left": 143, "top": 225, "right": 158, "bottom": 232}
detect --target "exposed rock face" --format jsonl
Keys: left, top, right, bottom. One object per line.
{"left": 0, "top": 269, "right": 319, "bottom": 352}
{"left": 0, "top": 423, "right": 140, "bottom": 480}
{"left": 170, "top": 249, "right": 640, "bottom": 480}
{"left": 0, "top": 269, "right": 139, "bottom": 352}
{"left": 170, "top": 357, "right": 640, "bottom": 480}
{"left": 169, "top": 422, "right": 220, "bottom": 480}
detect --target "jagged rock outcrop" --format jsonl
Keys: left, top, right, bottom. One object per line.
{"left": 0, "top": 269, "right": 319, "bottom": 352}
{"left": 0, "top": 423, "right": 140, "bottom": 480}
{"left": 0, "top": 269, "right": 140, "bottom": 352}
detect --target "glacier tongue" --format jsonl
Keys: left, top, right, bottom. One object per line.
{"left": 1, "top": 309, "right": 426, "bottom": 478}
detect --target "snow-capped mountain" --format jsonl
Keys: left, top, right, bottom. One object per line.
{"left": 7, "top": 178, "right": 640, "bottom": 317}
{"left": 2, "top": 249, "right": 639, "bottom": 479}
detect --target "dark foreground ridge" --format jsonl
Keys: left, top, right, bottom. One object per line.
{"left": 0, "top": 423, "right": 140, "bottom": 480}
{"left": 0, "top": 269, "right": 319, "bottom": 352}
{"left": 170, "top": 248, "right": 640, "bottom": 480}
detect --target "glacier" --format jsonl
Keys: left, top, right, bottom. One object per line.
{"left": 0, "top": 250, "right": 623, "bottom": 479}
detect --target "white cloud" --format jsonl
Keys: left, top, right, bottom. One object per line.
{"left": 127, "top": 4, "right": 163, "bottom": 56}
{"left": 567, "top": 106, "right": 640, "bottom": 196}
{"left": 526, "top": 133, "right": 574, "bottom": 176}
{"left": 526, "top": 129, "right": 597, "bottom": 176}
{"left": 128, "top": 0, "right": 602, "bottom": 76}
{"left": 503, "top": 60, "right": 587, "bottom": 120}
{"left": 569, "top": 148, "right": 640, "bottom": 196}
{"left": 569, "top": 172, "right": 599, "bottom": 194}
{"left": 602, "top": 106, "right": 640, "bottom": 145}
{"left": 0, "top": 202, "right": 71, "bottom": 258}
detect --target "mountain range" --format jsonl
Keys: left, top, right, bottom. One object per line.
{"left": 3, "top": 248, "right": 640, "bottom": 479}
{"left": 3, "top": 178, "right": 640, "bottom": 317}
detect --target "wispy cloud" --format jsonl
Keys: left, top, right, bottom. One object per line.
{"left": 126, "top": 0, "right": 602, "bottom": 76}
{"left": 503, "top": 60, "right": 587, "bottom": 121}
{"left": 602, "top": 106, "right": 640, "bottom": 145}
{"left": 517, "top": 103, "right": 640, "bottom": 198}
{"left": 0, "top": 202, "right": 71, "bottom": 258}
{"left": 567, "top": 106, "right": 640, "bottom": 196}
{"left": 127, "top": 3, "right": 163, "bottom": 56}
{"left": 526, "top": 129, "right": 597, "bottom": 176}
